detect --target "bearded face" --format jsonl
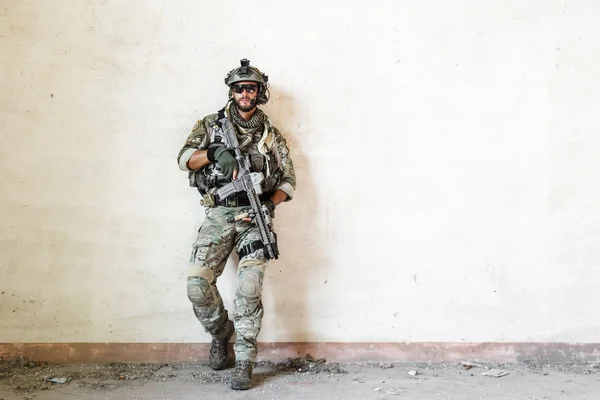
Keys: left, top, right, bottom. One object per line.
{"left": 231, "top": 82, "right": 259, "bottom": 112}
{"left": 233, "top": 95, "right": 258, "bottom": 112}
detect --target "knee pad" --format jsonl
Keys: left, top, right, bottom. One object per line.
{"left": 236, "top": 268, "right": 262, "bottom": 299}
{"left": 187, "top": 266, "right": 215, "bottom": 306}
{"left": 234, "top": 268, "right": 264, "bottom": 318}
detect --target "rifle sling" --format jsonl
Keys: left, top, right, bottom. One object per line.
{"left": 237, "top": 240, "right": 264, "bottom": 259}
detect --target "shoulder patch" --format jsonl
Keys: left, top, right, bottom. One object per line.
{"left": 191, "top": 120, "right": 200, "bottom": 132}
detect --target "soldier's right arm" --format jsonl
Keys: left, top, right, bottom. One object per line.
{"left": 177, "top": 118, "right": 212, "bottom": 171}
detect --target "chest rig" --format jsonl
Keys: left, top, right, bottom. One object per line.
{"left": 191, "top": 110, "right": 280, "bottom": 207}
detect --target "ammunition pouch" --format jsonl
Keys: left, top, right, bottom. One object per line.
{"left": 200, "top": 193, "right": 215, "bottom": 207}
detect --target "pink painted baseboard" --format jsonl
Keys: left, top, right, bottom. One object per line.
{"left": 1, "top": 342, "right": 599, "bottom": 364}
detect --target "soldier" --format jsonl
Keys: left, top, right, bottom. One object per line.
{"left": 177, "top": 59, "right": 296, "bottom": 390}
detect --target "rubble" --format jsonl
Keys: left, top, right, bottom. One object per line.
{"left": 0, "top": 357, "right": 598, "bottom": 398}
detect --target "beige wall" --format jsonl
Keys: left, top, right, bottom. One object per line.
{"left": 1, "top": 0, "right": 599, "bottom": 344}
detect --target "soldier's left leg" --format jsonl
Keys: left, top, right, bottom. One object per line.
{"left": 232, "top": 256, "right": 267, "bottom": 362}
{"left": 232, "top": 221, "right": 269, "bottom": 363}
{"left": 229, "top": 254, "right": 266, "bottom": 390}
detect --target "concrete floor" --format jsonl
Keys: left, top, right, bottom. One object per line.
{"left": 1, "top": 358, "right": 599, "bottom": 399}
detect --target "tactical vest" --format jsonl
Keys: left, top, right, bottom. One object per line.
{"left": 190, "top": 115, "right": 281, "bottom": 202}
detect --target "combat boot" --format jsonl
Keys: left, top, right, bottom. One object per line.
{"left": 229, "top": 360, "right": 253, "bottom": 390}
{"left": 209, "top": 320, "right": 234, "bottom": 370}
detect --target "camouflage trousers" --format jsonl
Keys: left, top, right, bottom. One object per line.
{"left": 186, "top": 205, "right": 268, "bottom": 362}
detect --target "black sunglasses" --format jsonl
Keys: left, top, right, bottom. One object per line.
{"left": 232, "top": 84, "right": 258, "bottom": 94}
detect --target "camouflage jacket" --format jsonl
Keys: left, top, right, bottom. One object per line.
{"left": 177, "top": 107, "right": 296, "bottom": 201}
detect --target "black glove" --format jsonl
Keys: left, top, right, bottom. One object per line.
{"left": 207, "top": 144, "right": 237, "bottom": 180}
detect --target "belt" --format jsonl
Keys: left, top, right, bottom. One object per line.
{"left": 215, "top": 193, "right": 271, "bottom": 207}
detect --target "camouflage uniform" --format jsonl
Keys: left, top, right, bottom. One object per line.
{"left": 177, "top": 103, "right": 296, "bottom": 362}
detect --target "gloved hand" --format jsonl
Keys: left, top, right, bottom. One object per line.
{"left": 262, "top": 199, "right": 276, "bottom": 217}
{"left": 207, "top": 144, "right": 237, "bottom": 180}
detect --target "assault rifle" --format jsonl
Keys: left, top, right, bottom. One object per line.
{"left": 214, "top": 118, "right": 279, "bottom": 260}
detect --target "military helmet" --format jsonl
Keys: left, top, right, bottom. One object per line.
{"left": 224, "top": 58, "right": 270, "bottom": 105}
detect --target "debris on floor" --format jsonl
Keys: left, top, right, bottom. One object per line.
{"left": 1, "top": 357, "right": 599, "bottom": 399}
{"left": 459, "top": 361, "right": 482, "bottom": 370}
{"left": 268, "top": 354, "right": 347, "bottom": 375}
{"left": 481, "top": 368, "right": 510, "bottom": 378}
{"left": 45, "top": 377, "right": 68, "bottom": 384}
